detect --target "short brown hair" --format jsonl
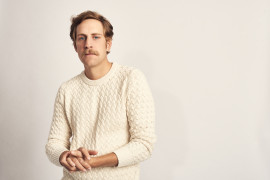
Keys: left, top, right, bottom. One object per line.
{"left": 70, "top": 10, "right": 114, "bottom": 45}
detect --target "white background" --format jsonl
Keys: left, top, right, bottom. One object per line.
{"left": 0, "top": 0, "right": 269, "bottom": 179}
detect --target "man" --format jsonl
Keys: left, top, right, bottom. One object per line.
{"left": 45, "top": 10, "right": 156, "bottom": 180}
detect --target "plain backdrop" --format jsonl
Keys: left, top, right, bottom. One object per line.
{"left": 0, "top": 0, "right": 270, "bottom": 179}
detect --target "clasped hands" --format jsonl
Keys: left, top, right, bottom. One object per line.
{"left": 60, "top": 147, "right": 98, "bottom": 172}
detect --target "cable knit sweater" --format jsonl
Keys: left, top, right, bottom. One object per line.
{"left": 45, "top": 62, "right": 156, "bottom": 180}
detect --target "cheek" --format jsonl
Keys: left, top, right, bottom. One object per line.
{"left": 76, "top": 46, "right": 84, "bottom": 53}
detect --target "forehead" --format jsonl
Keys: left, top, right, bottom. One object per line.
{"left": 76, "top": 19, "right": 104, "bottom": 35}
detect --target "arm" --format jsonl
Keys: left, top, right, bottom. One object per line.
{"left": 89, "top": 153, "right": 118, "bottom": 168}
{"left": 45, "top": 86, "right": 72, "bottom": 167}
{"left": 46, "top": 87, "right": 97, "bottom": 171}
{"left": 113, "top": 69, "right": 156, "bottom": 167}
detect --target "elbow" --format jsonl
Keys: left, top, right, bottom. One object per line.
{"left": 135, "top": 135, "right": 156, "bottom": 161}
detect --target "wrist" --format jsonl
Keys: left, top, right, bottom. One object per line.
{"left": 86, "top": 153, "right": 118, "bottom": 168}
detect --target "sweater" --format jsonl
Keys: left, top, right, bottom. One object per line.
{"left": 45, "top": 62, "right": 156, "bottom": 180}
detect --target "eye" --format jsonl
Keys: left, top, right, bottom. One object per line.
{"left": 93, "top": 36, "right": 100, "bottom": 39}
{"left": 78, "top": 36, "right": 85, "bottom": 41}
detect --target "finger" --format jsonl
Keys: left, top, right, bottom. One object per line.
{"left": 62, "top": 159, "right": 76, "bottom": 172}
{"left": 60, "top": 152, "right": 78, "bottom": 171}
{"left": 78, "top": 158, "right": 91, "bottom": 170}
{"left": 88, "top": 150, "right": 98, "bottom": 155}
{"left": 69, "top": 166, "right": 78, "bottom": 173}
{"left": 60, "top": 151, "right": 70, "bottom": 164}
{"left": 80, "top": 148, "right": 91, "bottom": 160}
{"left": 67, "top": 157, "right": 75, "bottom": 167}
{"left": 60, "top": 151, "right": 70, "bottom": 166}
{"left": 68, "top": 166, "right": 77, "bottom": 172}
{"left": 70, "top": 150, "right": 83, "bottom": 158}
{"left": 71, "top": 157, "right": 86, "bottom": 172}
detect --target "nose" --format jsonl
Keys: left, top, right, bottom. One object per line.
{"left": 84, "top": 37, "right": 93, "bottom": 49}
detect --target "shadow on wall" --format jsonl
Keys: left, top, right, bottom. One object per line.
{"left": 121, "top": 50, "right": 187, "bottom": 179}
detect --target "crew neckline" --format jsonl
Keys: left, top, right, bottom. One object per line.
{"left": 80, "top": 62, "right": 118, "bottom": 86}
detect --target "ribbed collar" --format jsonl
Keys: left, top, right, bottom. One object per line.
{"left": 80, "top": 62, "right": 118, "bottom": 86}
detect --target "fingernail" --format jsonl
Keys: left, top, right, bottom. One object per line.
{"left": 88, "top": 167, "right": 91, "bottom": 170}
{"left": 87, "top": 157, "right": 91, "bottom": 160}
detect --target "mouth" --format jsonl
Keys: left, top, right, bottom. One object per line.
{"left": 84, "top": 50, "right": 98, "bottom": 56}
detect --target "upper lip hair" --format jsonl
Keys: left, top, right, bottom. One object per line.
{"left": 85, "top": 50, "right": 97, "bottom": 55}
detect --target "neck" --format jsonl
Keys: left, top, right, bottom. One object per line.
{"left": 84, "top": 60, "right": 112, "bottom": 80}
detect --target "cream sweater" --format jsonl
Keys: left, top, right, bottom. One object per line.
{"left": 45, "top": 62, "right": 156, "bottom": 180}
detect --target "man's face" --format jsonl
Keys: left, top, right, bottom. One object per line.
{"left": 74, "top": 19, "right": 112, "bottom": 68}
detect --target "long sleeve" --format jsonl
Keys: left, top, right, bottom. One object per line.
{"left": 45, "top": 86, "right": 72, "bottom": 167}
{"left": 113, "top": 69, "right": 156, "bottom": 167}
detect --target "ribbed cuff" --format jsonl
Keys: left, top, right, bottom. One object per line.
{"left": 47, "top": 147, "right": 69, "bottom": 167}
{"left": 113, "top": 146, "right": 133, "bottom": 167}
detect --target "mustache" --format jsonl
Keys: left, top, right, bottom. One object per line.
{"left": 84, "top": 49, "right": 99, "bottom": 56}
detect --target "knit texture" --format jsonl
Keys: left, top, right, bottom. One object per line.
{"left": 45, "top": 62, "right": 156, "bottom": 180}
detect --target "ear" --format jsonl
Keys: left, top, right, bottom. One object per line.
{"left": 106, "top": 39, "right": 112, "bottom": 52}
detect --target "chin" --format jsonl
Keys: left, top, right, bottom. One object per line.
{"left": 83, "top": 60, "right": 102, "bottom": 68}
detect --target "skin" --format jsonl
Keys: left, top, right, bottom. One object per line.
{"left": 59, "top": 19, "right": 118, "bottom": 172}
{"left": 69, "top": 149, "right": 118, "bottom": 170}
{"left": 60, "top": 149, "right": 97, "bottom": 172}
{"left": 74, "top": 19, "right": 112, "bottom": 80}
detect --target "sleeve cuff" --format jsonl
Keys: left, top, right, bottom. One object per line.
{"left": 113, "top": 146, "right": 133, "bottom": 167}
{"left": 46, "top": 146, "right": 68, "bottom": 167}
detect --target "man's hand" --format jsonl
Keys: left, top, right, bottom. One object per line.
{"left": 70, "top": 147, "right": 98, "bottom": 160}
{"left": 72, "top": 149, "right": 118, "bottom": 168}
{"left": 59, "top": 151, "right": 77, "bottom": 172}
{"left": 67, "top": 147, "right": 98, "bottom": 171}
{"left": 67, "top": 154, "right": 91, "bottom": 172}
{"left": 59, "top": 148, "right": 97, "bottom": 172}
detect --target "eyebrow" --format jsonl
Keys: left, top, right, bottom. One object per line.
{"left": 77, "top": 33, "right": 103, "bottom": 36}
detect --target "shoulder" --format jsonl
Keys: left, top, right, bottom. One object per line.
{"left": 116, "top": 63, "right": 146, "bottom": 82}
{"left": 115, "top": 64, "right": 150, "bottom": 94}
{"left": 57, "top": 72, "right": 82, "bottom": 94}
